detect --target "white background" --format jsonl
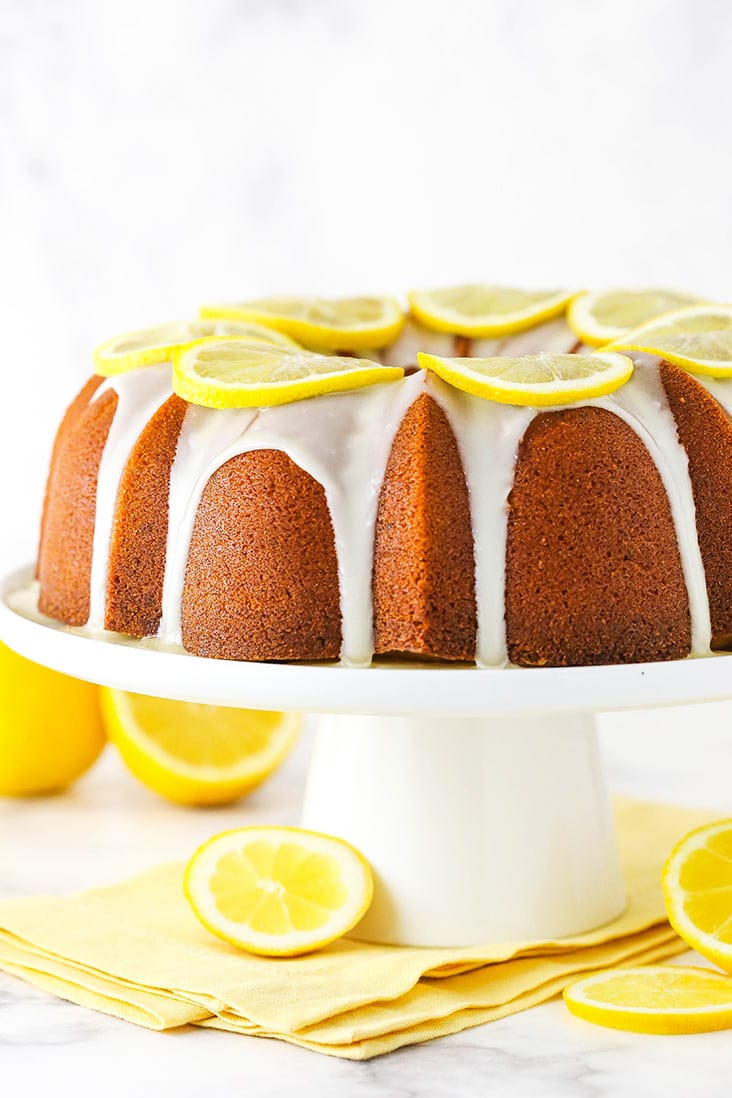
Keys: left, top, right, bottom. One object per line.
{"left": 2, "top": 0, "right": 732, "bottom": 569}
{"left": 3, "top": 4, "right": 732, "bottom": 1090}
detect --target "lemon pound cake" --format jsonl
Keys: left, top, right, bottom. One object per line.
{"left": 35, "top": 289, "right": 732, "bottom": 668}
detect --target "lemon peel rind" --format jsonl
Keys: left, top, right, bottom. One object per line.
{"left": 605, "top": 304, "right": 732, "bottom": 377}
{"left": 408, "top": 289, "right": 580, "bottom": 338}
{"left": 183, "top": 826, "right": 374, "bottom": 957}
{"left": 418, "top": 352, "right": 634, "bottom": 407}
{"left": 564, "top": 966, "right": 732, "bottom": 1035}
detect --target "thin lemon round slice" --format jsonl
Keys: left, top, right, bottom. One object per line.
{"left": 100, "top": 688, "right": 301, "bottom": 806}
{"left": 200, "top": 294, "right": 404, "bottom": 350}
{"left": 173, "top": 338, "right": 403, "bottom": 408}
{"left": 94, "top": 320, "right": 298, "bottom": 376}
{"left": 184, "top": 826, "right": 374, "bottom": 956}
{"left": 606, "top": 304, "right": 732, "bottom": 376}
{"left": 408, "top": 284, "right": 578, "bottom": 337}
{"left": 568, "top": 288, "right": 703, "bottom": 347}
{"left": 662, "top": 819, "right": 732, "bottom": 975}
{"left": 418, "top": 350, "right": 633, "bottom": 407}
{"left": 564, "top": 965, "right": 732, "bottom": 1034}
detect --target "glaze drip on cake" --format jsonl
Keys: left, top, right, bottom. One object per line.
{"left": 36, "top": 318, "right": 732, "bottom": 668}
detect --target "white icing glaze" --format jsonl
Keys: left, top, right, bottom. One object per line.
{"left": 596, "top": 355, "right": 711, "bottom": 655}
{"left": 160, "top": 373, "right": 425, "bottom": 665}
{"left": 87, "top": 365, "right": 172, "bottom": 630}
{"left": 473, "top": 316, "right": 579, "bottom": 358}
{"left": 65, "top": 330, "right": 724, "bottom": 665}
{"left": 381, "top": 318, "right": 457, "bottom": 366}
{"left": 427, "top": 377, "right": 534, "bottom": 666}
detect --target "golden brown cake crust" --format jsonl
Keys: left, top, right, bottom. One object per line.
{"left": 105, "top": 394, "right": 187, "bottom": 637}
{"left": 181, "top": 449, "right": 342, "bottom": 661}
{"left": 373, "top": 392, "right": 477, "bottom": 661}
{"left": 38, "top": 387, "right": 118, "bottom": 626}
{"left": 661, "top": 361, "right": 732, "bottom": 647}
{"left": 505, "top": 405, "right": 691, "bottom": 666}
{"left": 37, "top": 375, "right": 105, "bottom": 578}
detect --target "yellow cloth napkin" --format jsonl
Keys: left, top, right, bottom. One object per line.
{"left": 0, "top": 798, "right": 715, "bottom": 1059}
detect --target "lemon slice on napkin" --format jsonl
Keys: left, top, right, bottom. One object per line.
{"left": 184, "top": 827, "right": 374, "bottom": 956}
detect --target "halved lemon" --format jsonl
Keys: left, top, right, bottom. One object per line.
{"left": 184, "top": 826, "right": 374, "bottom": 956}
{"left": 568, "top": 288, "right": 703, "bottom": 347}
{"left": 94, "top": 320, "right": 298, "bottom": 376}
{"left": 606, "top": 304, "right": 732, "bottom": 376}
{"left": 173, "top": 338, "right": 403, "bottom": 408}
{"left": 200, "top": 295, "right": 404, "bottom": 350}
{"left": 663, "top": 819, "right": 732, "bottom": 975}
{"left": 418, "top": 350, "right": 633, "bottom": 407}
{"left": 564, "top": 965, "right": 732, "bottom": 1034}
{"left": 408, "top": 284, "right": 578, "bottom": 337}
{"left": 100, "top": 688, "right": 301, "bottom": 806}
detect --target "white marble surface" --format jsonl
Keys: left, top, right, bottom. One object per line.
{"left": 2, "top": 707, "right": 732, "bottom": 1097}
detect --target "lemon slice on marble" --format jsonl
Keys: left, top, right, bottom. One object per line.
{"left": 184, "top": 826, "right": 374, "bottom": 956}
{"left": 564, "top": 965, "right": 732, "bottom": 1034}
{"left": 663, "top": 819, "right": 732, "bottom": 975}
{"left": 567, "top": 288, "right": 704, "bottom": 347}
{"left": 173, "top": 338, "right": 403, "bottom": 408}
{"left": 606, "top": 304, "right": 732, "bottom": 376}
{"left": 418, "top": 351, "right": 633, "bottom": 407}
{"left": 101, "top": 688, "right": 301, "bottom": 806}
{"left": 94, "top": 320, "right": 297, "bottom": 376}
{"left": 408, "top": 284, "right": 578, "bottom": 337}
{"left": 200, "top": 294, "right": 405, "bottom": 350}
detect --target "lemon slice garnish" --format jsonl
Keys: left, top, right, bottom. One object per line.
{"left": 173, "top": 339, "right": 403, "bottom": 408}
{"left": 100, "top": 689, "right": 301, "bottom": 806}
{"left": 418, "top": 351, "right": 633, "bottom": 407}
{"left": 94, "top": 320, "right": 297, "bottom": 376}
{"left": 568, "top": 288, "right": 704, "bottom": 346}
{"left": 606, "top": 304, "right": 732, "bottom": 376}
{"left": 184, "top": 826, "right": 374, "bottom": 956}
{"left": 408, "top": 284, "right": 578, "bottom": 337}
{"left": 564, "top": 966, "right": 732, "bottom": 1035}
{"left": 663, "top": 818, "right": 732, "bottom": 975}
{"left": 200, "top": 294, "right": 405, "bottom": 350}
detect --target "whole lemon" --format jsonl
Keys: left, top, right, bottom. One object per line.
{"left": 0, "top": 642, "right": 105, "bottom": 795}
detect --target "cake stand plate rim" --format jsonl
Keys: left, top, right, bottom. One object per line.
{"left": 2, "top": 563, "right": 730, "bottom": 716}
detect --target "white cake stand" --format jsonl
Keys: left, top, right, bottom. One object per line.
{"left": 3, "top": 563, "right": 731, "bottom": 948}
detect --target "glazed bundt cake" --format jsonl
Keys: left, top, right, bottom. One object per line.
{"left": 35, "top": 290, "right": 732, "bottom": 668}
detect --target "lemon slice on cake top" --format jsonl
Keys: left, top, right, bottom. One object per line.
{"left": 94, "top": 319, "right": 297, "bottom": 376}
{"left": 606, "top": 304, "right": 732, "bottom": 376}
{"left": 173, "top": 339, "right": 403, "bottom": 407}
{"left": 200, "top": 294, "right": 404, "bottom": 350}
{"left": 418, "top": 350, "right": 633, "bottom": 406}
{"left": 408, "top": 284, "right": 579, "bottom": 337}
{"left": 568, "top": 288, "right": 704, "bottom": 346}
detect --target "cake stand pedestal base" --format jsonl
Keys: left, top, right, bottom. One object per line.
{"left": 302, "top": 712, "right": 626, "bottom": 946}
